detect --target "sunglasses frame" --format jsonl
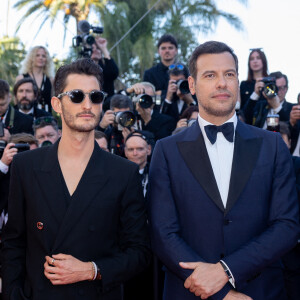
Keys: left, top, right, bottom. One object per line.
{"left": 57, "top": 89, "right": 105, "bottom": 104}
{"left": 169, "top": 64, "right": 184, "bottom": 71}
{"left": 34, "top": 116, "right": 57, "bottom": 126}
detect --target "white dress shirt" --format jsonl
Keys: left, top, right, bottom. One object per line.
{"left": 198, "top": 113, "right": 237, "bottom": 287}
{"left": 198, "top": 113, "right": 237, "bottom": 208}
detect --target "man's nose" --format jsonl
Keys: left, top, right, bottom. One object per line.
{"left": 216, "top": 76, "right": 227, "bottom": 89}
{"left": 82, "top": 94, "right": 92, "bottom": 109}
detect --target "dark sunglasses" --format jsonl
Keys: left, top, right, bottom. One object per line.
{"left": 34, "top": 116, "right": 57, "bottom": 126}
{"left": 169, "top": 64, "right": 184, "bottom": 71}
{"left": 57, "top": 89, "right": 105, "bottom": 104}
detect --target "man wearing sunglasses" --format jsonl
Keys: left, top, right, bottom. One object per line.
{"left": 143, "top": 34, "right": 178, "bottom": 102}
{"left": 2, "top": 58, "right": 150, "bottom": 300}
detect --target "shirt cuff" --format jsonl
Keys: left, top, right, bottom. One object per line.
{"left": 164, "top": 98, "right": 172, "bottom": 104}
{"left": 0, "top": 160, "right": 9, "bottom": 174}
{"left": 220, "top": 260, "right": 235, "bottom": 288}
{"left": 272, "top": 102, "right": 283, "bottom": 114}
{"left": 250, "top": 91, "right": 260, "bottom": 101}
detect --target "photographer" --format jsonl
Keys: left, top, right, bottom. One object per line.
{"left": 98, "top": 94, "right": 135, "bottom": 156}
{"left": 161, "top": 63, "right": 196, "bottom": 122}
{"left": 128, "top": 82, "right": 176, "bottom": 140}
{"left": 243, "top": 71, "right": 293, "bottom": 128}
{"left": 91, "top": 36, "right": 119, "bottom": 110}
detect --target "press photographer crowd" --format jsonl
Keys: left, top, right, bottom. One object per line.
{"left": 0, "top": 30, "right": 300, "bottom": 300}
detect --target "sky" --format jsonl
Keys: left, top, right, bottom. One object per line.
{"left": 0, "top": 0, "right": 299, "bottom": 102}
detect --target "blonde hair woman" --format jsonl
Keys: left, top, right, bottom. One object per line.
{"left": 16, "top": 46, "right": 55, "bottom": 112}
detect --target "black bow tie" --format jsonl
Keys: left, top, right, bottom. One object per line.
{"left": 204, "top": 122, "right": 234, "bottom": 144}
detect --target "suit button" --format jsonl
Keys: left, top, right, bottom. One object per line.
{"left": 220, "top": 253, "right": 225, "bottom": 259}
{"left": 223, "top": 219, "right": 231, "bottom": 225}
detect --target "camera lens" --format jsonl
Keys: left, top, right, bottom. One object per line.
{"left": 138, "top": 94, "right": 153, "bottom": 109}
{"left": 177, "top": 80, "right": 190, "bottom": 94}
{"left": 115, "top": 111, "right": 136, "bottom": 128}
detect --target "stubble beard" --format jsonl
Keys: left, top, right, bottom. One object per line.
{"left": 61, "top": 105, "right": 100, "bottom": 133}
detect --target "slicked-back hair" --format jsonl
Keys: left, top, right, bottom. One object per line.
{"left": 13, "top": 78, "right": 38, "bottom": 97}
{"left": 54, "top": 58, "right": 103, "bottom": 96}
{"left": 247, "top": 49, "right": 268, "bottom": 81}
{"left": 188, "top": 41, "right": 238, "bottom": 79}
{"left": 0, "top": 79, "right": 10, "bottom": 99}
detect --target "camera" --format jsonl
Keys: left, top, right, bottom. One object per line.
{"left": 0, "top": 142, "right": 30, "bottom": 159}
{"left": 72, "top": 20, "right": 104, "bottom": 57}
{"left": 114, "top": 111, "right": 136, "bottom": 128}
{"left": 260, "top": 77, "right": 278, "bottom": 98}
{"left": 176, "top": 80, "right": 190, "bottom": 94}
{"left": 132, "top": 94, "right": 154, "bottom": 109}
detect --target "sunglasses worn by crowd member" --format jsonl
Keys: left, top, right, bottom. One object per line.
{"left": 57, "top": 89, "right": 105, "bottom": 104}
{"left": 169, "top": 64, "right": 184, "bottom": 71}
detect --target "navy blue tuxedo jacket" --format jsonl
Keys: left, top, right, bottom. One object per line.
{"left": 148, "top": 120, "right": 299, "bottom": 300}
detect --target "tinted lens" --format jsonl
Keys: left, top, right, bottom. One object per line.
{"left": 90, "top": 90, "right": 104, "bottom": 104}
{"left": 34, "top": 116, "right": 56, "bottom": 126}
{"left": 69, "top": 90, "right": 85, "bottom": 103}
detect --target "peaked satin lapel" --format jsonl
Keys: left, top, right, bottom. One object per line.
{"left": 177, "top": 124, "right": 224, "bottom": 212}
{"left": 52, "top": 144, "right": 108, "bottom": 252}
{"left": 226, "top": 121, "right": 263, "bottom": 214}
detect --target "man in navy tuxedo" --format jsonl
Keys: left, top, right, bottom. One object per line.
{"left": 148, "top": 41, "right": 299, "bottom": 300}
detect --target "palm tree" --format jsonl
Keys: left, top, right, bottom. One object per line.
{"left": 0, "top": 36, "right": 26, "bottom": 88}
{"left": 13, "top": 0, "right": 108, "bottom": 34}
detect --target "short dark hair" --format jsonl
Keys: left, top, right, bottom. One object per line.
{"left": 157, "top": 34, "right": 178, "bottom": 49}
{"left": 0, "top": 79, "right": 10, "bottom": 99}
{"left": 169, "top": 63, "right": 189, "bottom": 78}
{"left": 279, "top": 121, "right": 290, "bottom": 139}
{"left": 13, "top": 78, "right": 38, "bottom": 97}
{"left": 188, "top": 41, "right": 238, "bottom": 79}
{"left": 110, "top": 94, "right": 133, "bottom": 111}
{"left": 54, "top": 58, "right": 103, "bottom": 96}
{"left": 269, "top": 71, "right": 289, "bottom": 88}
{"left": 9, "top": 133, "right": 38, "bottom": 147}
{"left": 95, "top": 130, "right": 108, "bottom": 141}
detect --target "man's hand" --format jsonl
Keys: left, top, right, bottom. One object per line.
{"left": 177, "top": 90, "right": 194, "bottom": 105}
{"left": 136, "top": 103, "right": 152, "bottom": 125}
{"left": 121, "top": 127, "right": 134, "bottom": 140}
{"left": 0, "top": 128, "right": 11, "bottom": 143}
{"left": 94, "top": 36, "right": 110, "bottom": 59}
{"left": 166, "top": 79, "right": 178, "bottom": 101}
{"left": 254, "top": 78, "right": 264, "bottom": 95}
{"left": 176, "top": 118, "right": 188, "bottom": 128}
{"left": 224, "top": 290, "right": 253, "bottom": 300}
{"left": 44, "top": 254, "right": 94, "bottom": 285}
{"left": 290, "top": 105, "right": 300, "bottom": 126}
{"left": 179, "top": 261, "right": 228, "bottom": 299}
{"left": 99, "top": 110, "right": 115, "bottom": 129}
{"left": 126, "top": 83, "right": 146, "bottom": 95}
{"left": 1, "top": 143, "right": 18, "bottom": 166}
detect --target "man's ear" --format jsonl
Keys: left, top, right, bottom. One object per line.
{"left": 51, "top": 96, "right": 62, "bottom": 114}
{"left": 188, "top": 76, "right": 196, "bottom": 95}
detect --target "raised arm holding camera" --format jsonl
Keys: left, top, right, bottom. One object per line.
{"left": 243, "top": 72, "right": 293, "bottom": 128}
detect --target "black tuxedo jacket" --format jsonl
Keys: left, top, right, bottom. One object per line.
{"left": 4, "top": 106, "right": 33, "bottom": 135}
{"left": 1, "top": 141, "right": 150, "bottom": 300}
{"left": 142, "top": 110, "right": 176, "bottom": 141}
